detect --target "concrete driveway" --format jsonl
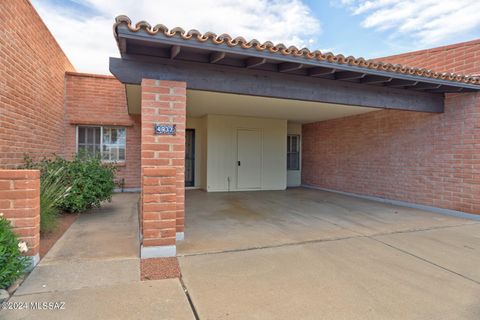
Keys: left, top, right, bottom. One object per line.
{"left": 179, "top": 188, "right": 480, "bottom": 319}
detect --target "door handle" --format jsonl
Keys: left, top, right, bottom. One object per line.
{"left": 237, "top": 161, "right": 241, "bottom": 166}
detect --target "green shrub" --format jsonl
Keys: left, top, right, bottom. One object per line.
{"left": 60, "top": 155, "right": 116, "bottom": 212}
{"left": 24, "top": 154, "right": 116, "bottom": 213}
{"left": 39, "top": 167, "right": 71, "bottom": 233}
{"left": 0, "top": 218, "right": 29, "bottom": 289}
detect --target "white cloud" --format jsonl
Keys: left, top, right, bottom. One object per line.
{"left": 31, "top": 0, "right": 321, "bottom": 74}
{"left": 340, "top": 0, "right": 480, "bottom": 46}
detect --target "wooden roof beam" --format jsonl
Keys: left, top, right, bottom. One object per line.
{"left": 209, "top": 51, "right": 226, "bottom": 64}
{"left": 335, "top": 71, "right": 367, "bottom": 81}
{"left": 410, "top": 83, "right": 442, "bottom": 91}
{"left": 360, "top": 75, "right": 393, "bottom": 85}
{"left": 278, "top": 62, "right": 304, "bottom": 73}
{"left": 245, "top": 57, "right": 267, "bottom": 69}
{"left": 111, "top": 57, "right": 444, "bottom": 113}
{"left": 427, "top": 85, "right": 463, "bottom": 93}
{"left": 170, "top": 45, "right": 181, "bottom": 59}
{"left": 308, "top": 67, "right": 337, "bottom": 77}
{"left": 386, "top": 79, "right": 419, "bottom": 88}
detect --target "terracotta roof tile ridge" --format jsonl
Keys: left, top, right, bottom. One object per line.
{"left": 113, "top": 15, "right": 480, "bottom": 85}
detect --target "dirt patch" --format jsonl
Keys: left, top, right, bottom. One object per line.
{"left": 141, "top": 257, "right": 181, "bottom": 280}
{"left": 40, "top": 213, "right": 79, "bottom": 258}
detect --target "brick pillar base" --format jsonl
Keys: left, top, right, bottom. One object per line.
{"left": 141, "top": 167, "right": 177, "bottom": 257}
{"left": 0, "top": 170, "right": 41, "bottom": 267}
{"left": 140, "top": 79, "right": 186, "bottom": 258}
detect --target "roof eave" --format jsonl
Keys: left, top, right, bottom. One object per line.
{"left": 114, "top": 24, "right": 480, "bottom": 93}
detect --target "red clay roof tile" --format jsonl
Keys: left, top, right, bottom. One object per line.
{"left": 113, "top": 15, "right": 480, "bottom": 86}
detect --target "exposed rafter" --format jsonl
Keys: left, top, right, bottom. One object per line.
{"left": 335, "top": 71, "right": 367, "bottom": 81}
{"left": 410, "top": 83, "right": 442, "bottom": 91}
{"left": 427, "top": 85, "right": 463, "bottom": 93}
{"left": 308, "top": 67, "right": 336, "bottom": 77}
{"left": 278, "top": 62, "right": 304, "bottom": 73}
{"left": 245, "top": 57, "right": 267, "bottom": 69}
{"left": 387, "top": 79, "right": 419, "bottom": 88}
{"left": 209, "top": 51, "right": 226, "bottom": 64}
{"left": 360, "top": 75, "right": 393, "bottom": 85}
{"left": 170, "top": 45, "right": 181, "bottom": 59}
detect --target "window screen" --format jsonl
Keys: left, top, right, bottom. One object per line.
{"left": 77, "top": 126, "right": 126, "bottom": 161}
{"left": 102, "top": 127, "right": 126, "bottom": 162}
{"left": 77, "top": 126, "right": 101, "bottom": 158}
{"left": 287, "top": 135, "right": 300, "bottom": 170}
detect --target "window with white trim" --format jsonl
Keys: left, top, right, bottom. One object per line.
{"left": 287, "top": 135, "right": 300, "bottom": 170}
{"left": 77, "top": 126, "right": 126, "bottom": 162}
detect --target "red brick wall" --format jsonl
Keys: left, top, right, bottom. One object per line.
{"left": 375, "top": 39, "right": 480, "bottom": 75}
{"left": 0, "top": 170, "right": 40, "bottom": 258}
{"left": 0, "top": 0, "right": 75, "bottom": 168}
{"left": 141, "top": 167, "right": 178, "bottom": 248}
{"left": 64, "top": 72, "right": 141, "bottom": 189}
{"left": 303, "top": 41, "right": 480, "bottom": 214}
{"left": 140, "top": 79, "right": 186, "bottom": 256}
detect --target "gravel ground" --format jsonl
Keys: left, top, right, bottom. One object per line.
{"left": 141, "top": 257, "right": 181, "bottom": 280}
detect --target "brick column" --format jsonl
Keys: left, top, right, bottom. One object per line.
{"left": 140, "top": 79, "right": 186, "bottom": 258}
{"left": 0, "top": 170, "right": 40, "bottom": 267}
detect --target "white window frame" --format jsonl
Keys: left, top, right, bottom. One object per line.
{"left": 76, "top": 126, "right": 126, "bottom": 163}
{"left": 287, "top": 134, "right": 300, "bottom": 171}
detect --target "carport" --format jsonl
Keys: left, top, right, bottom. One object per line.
{"left": 109, "top": 16, "right": 479, "bottom": 258}
{"left": 177, "top": 188, "right": 474, "bottom": 255}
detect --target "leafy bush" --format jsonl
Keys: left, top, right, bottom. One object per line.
{"left": 60, "top": 155, "right": 116, "bottom": 212}
{"left": 0, "top": 218, "right": 29, "bottom": 289}
{"left": 39, "top": 167, "right": 71, "bottom": 233}
{"left": 24, "top": 154, "right": 116, "bottom": 213}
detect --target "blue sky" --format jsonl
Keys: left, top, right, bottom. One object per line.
{"left": 32, "top": 0, "right": 480, "bottom": 74}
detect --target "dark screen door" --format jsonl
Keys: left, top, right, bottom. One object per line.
{"left": 185, "top": 129, "right": 195, "bottom": 187}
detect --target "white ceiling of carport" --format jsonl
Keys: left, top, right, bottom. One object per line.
{"left": 186, "top": 89, "right": 377, "bottom": 123}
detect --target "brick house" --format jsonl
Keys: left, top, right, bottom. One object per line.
{"left": 1, "top": 1, "right": 479, "bottom": 263}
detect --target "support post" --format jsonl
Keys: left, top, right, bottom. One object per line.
{"left": 140, "top": 79, "right": 186, "bottom": 258}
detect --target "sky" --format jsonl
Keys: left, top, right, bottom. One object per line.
{"left": 31, "top": 0, "right": 480, "bottom": 75}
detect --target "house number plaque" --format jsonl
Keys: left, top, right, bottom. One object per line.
{"left": 154, "top": 124, "right": 176, "bottom": 135}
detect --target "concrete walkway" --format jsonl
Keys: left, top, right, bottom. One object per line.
{"left": 3, "top": 193, "right": 194, "bottom": 320}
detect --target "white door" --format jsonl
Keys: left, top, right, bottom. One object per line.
{"left": 237, "top": 129, "right": 262, "bottom": 189}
